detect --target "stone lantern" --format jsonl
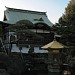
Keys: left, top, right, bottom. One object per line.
{"left": 41, "top": 39, "right": 66, "bottom": 72}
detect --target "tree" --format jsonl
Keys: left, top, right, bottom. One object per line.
{"left": 9, "top": 20, "right": 43, "bottom": 40}
{"left": 53, "top": 1, "right": 75, "bottom": 45}
{"left": 63, "top": 1, "right": 75, "bottom": 25}
{"left": 7, "top": 54, "right": 24, "bottom": 75}
{"left": 0, "top": 25, "right": 3, "bottom": 37}
{"left": 9, "top": 20, "right": 34, "bottom": 31}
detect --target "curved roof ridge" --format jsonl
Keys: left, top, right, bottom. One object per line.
{"left": 5, "top": 6, "right": 46, "bottom": 15}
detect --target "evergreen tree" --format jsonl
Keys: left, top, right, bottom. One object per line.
{"left": 54, "top": 0, "right": 75, "bottom": 45}
{"left": 0, "top": 25, "right": 2, "bottom": 37}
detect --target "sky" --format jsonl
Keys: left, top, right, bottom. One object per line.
{"left": 0, "top": 0, "right": 70, "bottom": 24}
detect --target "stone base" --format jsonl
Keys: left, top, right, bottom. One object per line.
{"left": 48, "top": 64, "right": 60, "bottom": 72}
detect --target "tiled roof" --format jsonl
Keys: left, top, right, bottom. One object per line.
{"left": 3, "top": 7, "right": 53, "bottom": 26}
{"left": 6, "top": 7, "right": 46, "bottom": 15}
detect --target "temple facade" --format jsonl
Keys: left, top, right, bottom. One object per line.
{"left": 0, "top": 7, "right": 53, "bottom": 54}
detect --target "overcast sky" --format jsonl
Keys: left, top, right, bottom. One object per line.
{"left": 0, "top": 0, "right": 70, "bottom": 24}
